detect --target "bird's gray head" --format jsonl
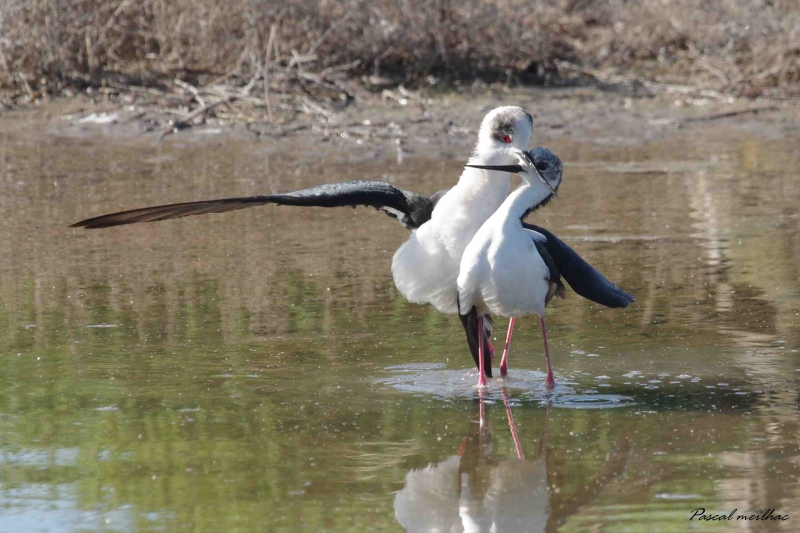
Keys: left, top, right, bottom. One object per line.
{"left": 464, "top": 146, "right": 563, "bottom": 197}
{"left": 527, "top": 147, "right": 563, "bottom": 194}
{"left": 475, "top": 106, "right": 533, "bottom": 154}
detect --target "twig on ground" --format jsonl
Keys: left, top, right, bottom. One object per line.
{"left": 105, "top": 80, "right": 165, "bottom": 95}
{"left": 174, "top": 79, "right": 205, "bottom": 106}
{"left": 682, "top": 105, "right": 780, "bottom": 123}
{"left": 301, "top": 97, "right": 334, "bottom": 119}
{"left": 159, "top": 96, "right": 235, "bottom": 139}
{"left": 289, "top": 49, "right": 317, "bottom": 69}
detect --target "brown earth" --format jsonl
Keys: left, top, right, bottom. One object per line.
{"left": 1, "top": 86, "right": 797, "bottom": 167}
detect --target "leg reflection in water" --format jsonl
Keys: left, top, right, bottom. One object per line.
{"left": 394, "top": 389, "right": 551, "bottom": 533}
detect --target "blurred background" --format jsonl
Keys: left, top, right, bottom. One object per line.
{"left": 1, "top": 0, "right": 798, "bottom": 104}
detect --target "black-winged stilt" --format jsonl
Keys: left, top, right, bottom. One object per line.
{"left": 71, "top": 108, "right": 634, "bottom": 380}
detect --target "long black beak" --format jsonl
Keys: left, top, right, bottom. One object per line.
{"left": 529, "top": 164, "right": 560, "bottom": 199}
{"left": 466, "top": 163, "right": 560, "bottom": 199}
{"left": 466, "top": 164, "right": 525, "bottom": 173}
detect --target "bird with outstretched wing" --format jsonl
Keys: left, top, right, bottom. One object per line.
{"left": 72, "top": 174, "right": 634, "bottom": 374}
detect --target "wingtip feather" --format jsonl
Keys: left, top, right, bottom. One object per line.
{"left": 614, "top": 291, "right": 636, "bottom": 308}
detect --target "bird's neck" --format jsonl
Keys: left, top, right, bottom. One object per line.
{"left": 453, "top": 168, "right": 510, "bottom": 222}
{"left": 497, "top": 178, "right": 553, "bottom": 223}
{"left": 454, "top": 149, "right": 522, "bottom": 209}
{"left": 455, "top": 166, "right": 510, "bottom": 208}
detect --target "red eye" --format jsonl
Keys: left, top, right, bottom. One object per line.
{"left": 501, "top": 135, "right": 512, "bottom": 144}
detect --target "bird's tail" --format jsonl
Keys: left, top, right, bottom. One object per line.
{"left": 458, "top": 301, "right": 493, "bottom": 378}
{"left": 392, "top": 225, "right": 460, "bottom": 314}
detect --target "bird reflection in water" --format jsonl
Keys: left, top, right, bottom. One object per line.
{"left": 394, "top": 392, "right": 635, "bottom": 533}
{"left": 394, "top": 391, "right": 551, "bottom": 533}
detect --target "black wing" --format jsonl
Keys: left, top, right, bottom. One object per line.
{"left": 72, "top": 180, "right": 441, "bottom": 230}
{"left": 525, "top": 224, "right": 635, "bottom": 308}
{"left": 458, "top": 301, "right": 493, "bottom": 378}
{"left": 534, "top": 240, "right": 566, "bottom": 305}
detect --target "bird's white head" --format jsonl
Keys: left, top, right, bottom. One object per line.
{"left": 473, "top": 106, "right": 533, "bottom": 158}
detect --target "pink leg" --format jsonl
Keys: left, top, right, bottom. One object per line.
{"left": 540, "top": 316, "right": 555, "bottom": 388}
{"left": 537, "top": 401, "right": 552, "bottom": 460}
{"left": 499, "top": 317, "right": 516, "bottom": 377}
{"left": 502, "top": 388, "right": 524, "bottom": 460}
{"left": 479, "top": 393, "right": 487, "bottom": 429}
{"left": 477, "top": 316, "right": 487, "bottom": 388}
{"left": 478, "top": 392, "right": 488, "bottom": 452}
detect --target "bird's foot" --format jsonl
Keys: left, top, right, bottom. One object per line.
{"left": 545, "top": 372, "right": 555, "bottom": 389}
{"left": 500, "top": 362, "right": 508, "bottom": 378}
{"left": 477, "top": 376, "right": 488, "bottom": 389}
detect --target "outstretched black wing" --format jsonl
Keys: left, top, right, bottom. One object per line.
{"left": 71, "top": 177, "right": 633, "bottom": 306}
{"left": 525, "top": 223, "right": 635, "bottom": 308}
{"left": 72, "top": 180, "right": 441, "bottom": 230}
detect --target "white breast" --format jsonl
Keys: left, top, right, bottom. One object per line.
{"left": 481, "top": 225, "right": 550, "bottom": 317}
{"left": 457, "top": 181, "right": 553, "bottom": 318}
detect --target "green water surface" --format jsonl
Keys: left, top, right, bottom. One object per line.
{"left": 1, "top": 124, "right": 799, "bottom": 532}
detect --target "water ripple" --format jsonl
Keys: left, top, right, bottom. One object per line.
{"left": 378, "top": 363, "right": 634, "bottom": 408}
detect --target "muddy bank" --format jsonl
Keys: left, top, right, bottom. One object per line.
{"left": 1, "top": 87, "right": 797, "bottom": 166}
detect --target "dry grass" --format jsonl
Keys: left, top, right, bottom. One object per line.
{"left": 1, "top": 0, "right": 798, "bottom": 116}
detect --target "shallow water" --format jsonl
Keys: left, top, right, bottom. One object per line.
{"left": 1, "top": 124, "right": 799, "bottom": 532}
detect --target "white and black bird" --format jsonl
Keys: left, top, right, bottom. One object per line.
{"left": 458, "top": 148, "right": 571, "bottom": 388}
{"left": 71, "top": 107, "right": 634, "bottom": 378}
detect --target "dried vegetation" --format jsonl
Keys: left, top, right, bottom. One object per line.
{"left": 1, "top": 0, "right": 798, "bottom": 128}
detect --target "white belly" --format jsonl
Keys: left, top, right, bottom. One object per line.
{"left": 392, "top": 168, "right": 511, "bottom": 314}
{"left": 459, "top": 224, "right": 550, "bottom": 318}
{"left": 392, "top": 221, "right": 462, "bottom": 313}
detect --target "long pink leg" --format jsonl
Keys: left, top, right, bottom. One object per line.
{"left": 502, "top": 388, "right": 524, "bottom": 460}
{"left": 477, "top": 316, "right": 487, "bottom": 388}
{"left": 499, "top": 317, "right": 516, "bottom": 377}
{"left": 478, "top": 391, "right": 489, "bottom": 453}
{"left": 540, "top": 316, "right": 555, "bottom": 388}
{"left": 537, "top": 402, "right": 552, "bottom": 460}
